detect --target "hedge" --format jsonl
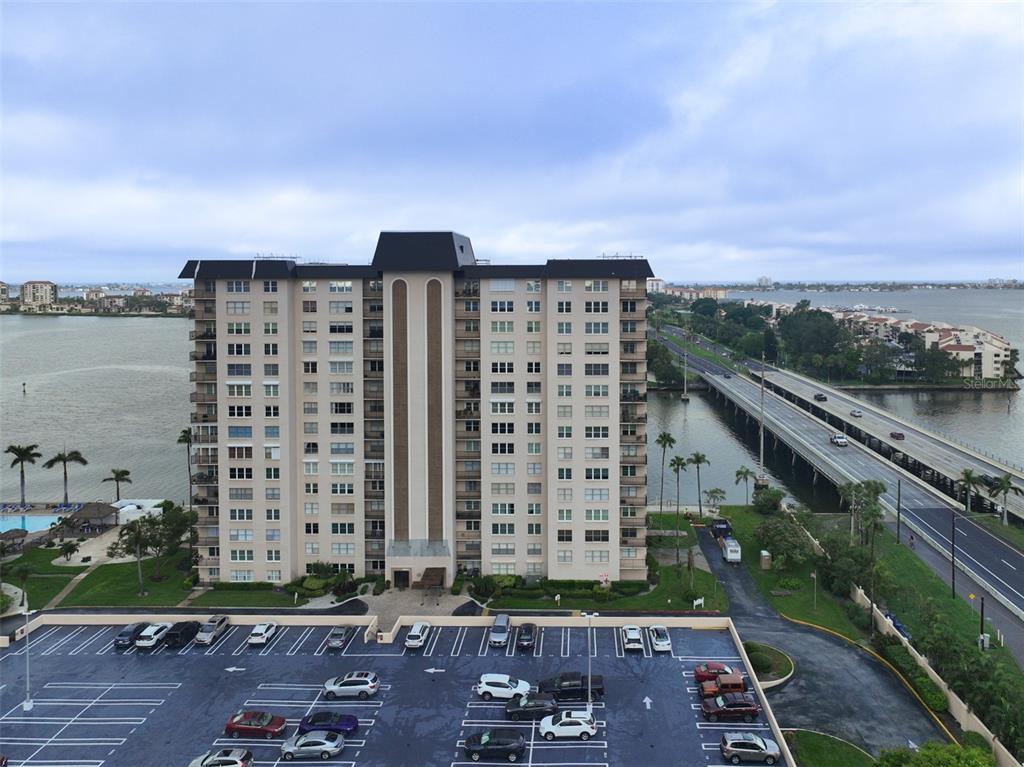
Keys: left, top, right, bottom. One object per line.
{"left": 372, "top": 576, "right": 386, "bottom": 596}
{"left": 881, "top": 644, "right": 948, "bottom": 713}
{"left": 210, "top": 581, "right": 274, "bottom": 591}
{"left": 451, "top": 574, "right": 465, "bottom": 596}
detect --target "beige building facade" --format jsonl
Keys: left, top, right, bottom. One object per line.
{"left": 19, "top": 280, "right": 58, "bottom": 309}
{"left": 180, "top": 233, "right": 651, "bottom": 588}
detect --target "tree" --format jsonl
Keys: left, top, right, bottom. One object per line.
{"left": 687, "top": 452, "right": 710, "bottom": 518}
{"left": 762, "top": 328, "right": 779, "bottom": 363}
{"left": 669, "top": 455, "right": 687, "bottom": 566}
{"left": 988, "top": 473, "right": 1022, "bottom": 526}
{"left": 756, "top": 515, "right": 811, "bottom": 572}
{"left": 9, "top": 562, "right": 32, "bottom": 607}
{"left": 107, "top": 518, "right": 159, "bottom": 596}
{"left": 5, "top": 444, "right": 42, "bottom": 505}
{"left": 734, "top": 466, "right": 755, "bottom": 505}
{"left": 751, "top": 487, "right": 784, "bottom": 516}
{"left": 877, "top": 742, "right": 994, "bottom": 767}
{"left": 60, "top": 540, "right": 80, "bottom": 562}
{"left": 959, "top": 469, "right": 982, "bottom": 515}
{"left": 690, "top": 298, "right": 718, "bottom": 317}
{"left": 42, "top": 450, "right": 88, "bottom": 505}
{"left": 655, "top": 432, "right": 676, "bottom": 525}
{"left": 704, "top": 488, "right": 726, "bottom": 513}
{"left": 102, "top": 468, "right": 132, "bottom": 502}
{"left": 152, "top": 501, "right": 192, "bottom": 580}
{"left": 839, "top": 480, "right": 886, "bottom": 545}
{"left": 50, "top": 515, "right": 80, "bottom": 542}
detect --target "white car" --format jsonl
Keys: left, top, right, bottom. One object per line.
{"left": 404, "top": 621, "right": 431, "bottom": 649}
{"left": 188, "top": 748, "right": 254, "bottom": 767}
{"left": 539, "top": 710, "right": 598, "bottom": 741}
{"left": 247, "top": 622, "right": 278, "bottom": 645}
{"left": 850, "top": 409, "right": 863, "bottom": 418}
{"left": 135, "top": 622, "right": 172, "bottom": 649}
{"left": 621, "top": 625, "right": 644, "bottom": 651}
{"left": 648, "top": 625, "right": 672, "bottom": 653}
{"left": 473, "top": 673, "right": 531, "bottom": 701}
{"left": 830, "top": 433, "right": 848, "bottom": 447}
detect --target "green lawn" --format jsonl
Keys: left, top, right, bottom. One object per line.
{"left": 190, "top": 589, "right": 308, "bottom": 608}
{"left": 720, "top": 505, "right": 868, "bottom": 641}
{"left": 786, "top": 730, "right": 874, "bottom": 767}
{"left": 670, "top": 336, "right": 745, "bottom": 374}
{"left": 19, "top": 575, "right": 74, "bottom": 610}
{"left": 743, "top": 640, "right": 794, "bottom": 681}
{"left": 59, "top": 551, "right": 191, "bottom": 608}
{"left": 647, "top": 512, "right": 697, "bottom": 533}
{"left": 490, "top": 562, "right": 729, "bottom": 613}
{"left": 2, "top": 546, "right": 89, "bottom": 575}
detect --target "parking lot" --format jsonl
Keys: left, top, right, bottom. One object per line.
{"left": 0, "top": 620, "right": 784, "bottom": 766}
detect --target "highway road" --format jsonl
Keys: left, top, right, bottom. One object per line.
{"left": 657, "top": 331, "right": 1024, "bottom": 627}
{"left": 757, "top": 366, "right": 1024, "bottom": 522}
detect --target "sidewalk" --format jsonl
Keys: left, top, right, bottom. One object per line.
{"left": 43, "top": 562, "right": 100, "bottom": 609}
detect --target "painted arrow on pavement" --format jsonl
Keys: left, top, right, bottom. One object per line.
{"left": 425, "top": 668, "right": 446, "bottom": 674}
{"left": 225, "top": 666, "right": 247, "bottom": 672}
{"left": 642, "top": 696, "right": 652, "bottom": 710}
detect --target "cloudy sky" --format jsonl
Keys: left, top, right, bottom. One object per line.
{"left": 1, "top": 2, "right": 1021, "bottom": 283}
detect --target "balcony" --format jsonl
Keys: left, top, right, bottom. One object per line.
{"left": 620, "top": 454, "right": 646, "bottom": 465}
{"left": 455, "top": 409, "right": 480, "bottom": 420}
{"left": 188, "top": 308, "right": 217, "bottom": 321}
{"left": 620, "top": 390, "right": 646, "bottom": 403}
{"left": 455, "top": 530, "right": 479, "bottom": 541}
{"left": 192, "top": 495, "right": 218, "bottom": 506}
{"left": 189, "top": 329, "right": 217, "bottom": 341}
{"left": 620, "top": 557, "right": 646, "bottom": 570}
{"left": 364, "top": 326, "right": 384, "bottom": 339}
{"left": 365, "top": 530, "right": 385, "bottom": 540}
{"left": 621, "top": 474, "right": 646, "bottom": 486}
{"left": 620, "top": 516, "right": 646, "bottom": 528}
{"left": 190, "top": 412, "right": 216, "bottom": 424}
{"left": 365, "top": 449, "right": 384, "bottom": 460}
{"left": 619, "top": 412, "right": 647, "bottom": 424}
{"left": 190, "top": 391, "right": 217, "bottom": 404}
{"left": 621, "top": 330, "right": 646, "bottom": 342}
{"left": 191, "top": 453, "right": 218, "bottom": 466}
{"left": 456, "top": 449, "right": 481, "bottom": 459}
{"left": 622, "top": 495, "right": 647, "bottom": 507}
{"left": 456, "top": 470, "right": 480, "bottom": 480}
{"left": 364, "top": 369, "right": 384, "bottom": 379}
{"left": 193, "top": 472, "right": 219, "bottom": 485}
{"left": 189, "top": 351, "right": 216, "bottom": 362}
{"left": 193, "top": 286, "right": 216, "bottom": 300}
{"left": 621, "top": 536, "right": 646, "bottom": 547}
{"left": 192, "top": 433, "right": 218, "bottom": 444}
{"left": 620, "top": 287, "right": 646, "bottom": 299}
{"left": 456, "top": 368, "right": 481, "bottom": 380}
{"left": 621, "top": 431, "right": 645, "bottom": 444}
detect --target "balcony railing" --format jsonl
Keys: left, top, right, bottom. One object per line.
{"left": 189, "top": 351, "right": 216, "bottom": 362}
{"left": 621, "top": 475, "right": 646, "bottom": 486}
{"left": 188, "top": 308, "right": 217, "bottom": 321}
{"left": 189, "top": 330, "right": 217, "bottom": 341}
{"left": 620, "top": 558, "right": 646, "bottom": 570}
{"left": 193, "top": 472, "right": 219, "bottom": 485}
{"left": 620, "top": 391, "right": 646, "bottom": 403}
{"left": 190, "top": 391, "right": 217, "bottom": 403}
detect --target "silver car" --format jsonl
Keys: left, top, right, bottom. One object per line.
{"left": 720, "top": 732, "right": 781, "bottom": 765}
{"left": 325, "top": 625, "right": 354, "bottom": 650}
{"left": 188, "top": 748, "right": 253, "bottom": 767}
{"left": 323, "top": 670, "right": 380, "bottom": 700}
{"left": 195, "top": 615, "right": 230, "bottom": 645}
{"left": 280, "top": 730, "right": 344, "bottom": 761}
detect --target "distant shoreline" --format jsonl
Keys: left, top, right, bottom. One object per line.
{"left": 0, "top": 312, "right": 186, "bottom": 319}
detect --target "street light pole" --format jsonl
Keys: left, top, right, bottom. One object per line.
{"left": 23, "top": 607, "right": 33, "bottom": 711}
{"left": 951, "top": 508, "right": 956, "bottom": 599}
{"left": 583, "top": 611, "right": 598, "bottom": 714}
{"left": 758, "top": 353, "right": 765, "bottom": 479}
{"left": 896, "top": 480, "right": 902, "bottom": 544}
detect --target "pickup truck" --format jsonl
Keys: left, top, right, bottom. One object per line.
{"left": 538, "top": 672, "right": 605, "bottom": 701}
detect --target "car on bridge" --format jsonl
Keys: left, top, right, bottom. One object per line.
{"left": 830, "top": 434, "right": 848, "bottom": 447}
{"left": 889, "top": 431, "right": 905, "bottom": 440}
{"left": 850, "top": 409, "right": 863, "bottom": 418}
{"left": 814, "top": 393, "right": 828, "bottom": 402}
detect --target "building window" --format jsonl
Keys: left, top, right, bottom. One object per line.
{"left": 527, "top": 523, "right": 542, "bottom": 535}
{"left": 225, "top": 301, "right": 250, "bottom": 315}
{"left": 585, "top": 550, "right": 610, "bottom": 563}
{"left": 557, "top": 529, "right": 573, "bottom": 542}
{"left": 491, "top": 523, "right": 515, "bottom": 535}
{"left": 489, "top": 279, "right": 515, "bottom": 292}
{"left": 263, "top": 280, "right": 278, "bottom": 293}
{"left": 525, "top": 280, "right": 541, "bottom": 293}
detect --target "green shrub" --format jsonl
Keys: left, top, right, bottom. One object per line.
{"left": 844, "top": 601, "right": 872, "bottom": 631}
{"left": 43, "top": 540, "right": 55, "bottom": 548}
{"left": 960, "top": 730, "right": 990, "bottom": 752}
{"left": 914, "top": 675, "right": 948, "bottom": 713}
{"left": 503, "top": 587, "right": 545, "bottom": 599}
{"left": 776, "top": 576, "right": 804, "bottom": 591}
{"left": 645, "top": 551, "right": 660, "bottom": 574}
{"left": 372, "top": 576, "right": 386, "bottom": 596}
{"left": 450, "top": 574, "right": 465, "bottom": 596}
{"left": 471, "top": 575, "right": 498, "bottom": 599}
{"left": 881, "top": 645, "right": 948, "bottom": 713}
{"left": 610, "top": 581, "right": 648, "bottom": 596}
{"left": 211, "top": 580, "right": 274, "bottom": 591}
{"left": 302, "top": 576, "right": 327, "bottom": 592}
{"left": 76, "top": 537, "right": 86, "bottom": 542}
{"left": 748, "top": 651, "right": 772, "bottom": 674}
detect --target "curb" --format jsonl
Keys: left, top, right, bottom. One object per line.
{"left": 778, "top": 612, "right": 957, "bottom": 744}
{"left": 747, "top": 642, "right": 796, "bottom": 691}
{"left": 782, "top": 728, "right": 875, "bottom": 761}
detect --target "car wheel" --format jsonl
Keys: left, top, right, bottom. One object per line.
{"left": 482, "top": 692, "right": 492, "bottom": 701}
{"left": 709, "top": 714, "right": 718, "bottom": 722}
{"left": 265, "top": 731, "right": 274, "bottom": 740}
{"left": 580, "top": 732, "right": 590, "bottom": 742}
{"left": 508, "top": 754, "right": 518, "bottom": 763}
{"left": 730, "top": 758, "right": 741, "bottom": 765}
{"left": 743, "top": 714, "right": 753, "bottom": 723}
{"left": 765, "top": 759, "right": 776, "bottom": 766}
{"left": 358, "top": 691, "right": 369, "bottom": 700}
{"left": 544, "top": 732, "right": 555, "bottom": 741}
{"left": 283, "top": 754, "right": 294, "bottom": 762}
{"left": 231, "top": 731, "right": 240, "bottom": 739}
{"left": 470, "top": 753, "right": 481, "bottom": 762}
{"left": 511, "top": 712, "right": 520, "bottom": 721}
{"left": 325, "top": 691, "right": 336, "bottom": 700}
{"left": 320, "top": 753, "right": 331, "bottom": 761}
{"left": 512, "top": 693, "right": 523, "bottom": 701}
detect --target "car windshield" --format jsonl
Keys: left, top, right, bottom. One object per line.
{"left": 506, "top": 677, "right": 519, "bottom": 687}
{"left": 714, "top": 696, "right": 725, "bottom": 706}
{"left": 233, "top": 712, "right": 271, "bottom": 726}
{"left": 201, "top": 622, "right": 217, "bottom": 631}
{"left": 751, "top": 735, "right": 766, "bottom": 749}
{"left": 479, "top": 731, "right": 491, "bottom": 745}
{"left": 330, "top": 628, "right": 346, "bottom": 636}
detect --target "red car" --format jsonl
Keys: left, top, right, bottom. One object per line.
{"left": 890, "top": 431, "right": 905, "bottom": 440}
{"left": 701, "top": 692, "right": 760, "bottom": 722}
{"left": 224, "top": 711, "right": 287, "bottom": 740}
{"left": 694, "top": 662, "right": 735, "bottom": 682}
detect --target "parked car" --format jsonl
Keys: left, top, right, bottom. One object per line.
{"left": 489, "top": 614, "right": 512, "bottom": 647}
{"left": 813, "top": 393, "right": 827, "bottom": 402}
{"left": 405, "top": 621, "right": 431, "bottom": 649}
{"left": 700, "top": 673, "right": 747, "bottom": 699}
{"left": 850, "top": 409, "right": 863, "bottom": 418}
{"left": 474, "top": 673, "right": 530, "bottom": 701}
{"left": 719, "top": 732, "right": 781, "bottom": 764}
{"left": 648, "top": 625, "right": 672, "bottom": 653}
{"left": 114, "top": 622, "right": 149, "bottom": 649}
{"left": 621, "top": 625, "right": 644, "bottom": 651}
{"left": 135, "top": 622, "right": 172, "bottom": 649}
{"left": 694, "top": 662, "right": 735, "bottom": 682}
{"left": 247, "top": 622, "right": 278, "bottom": 645}
{"left": 194, "top": 615, "right": 230, "bottom": 645}
{"left": 539, "top": 710, "right": 598, "bottom": 741}
{"left": 830, "top": 433, "right": 848, "bottom": 447}
{"left": 280, "top": 730, "right": 344, "bottom": 761}
{"left": 538, "top": 672, "right": 604, "bottom": 701}
{"left": 323, "top": 671, "right": 380, "bottom": 700}
{"left": 889, "top": 431, "right": 905, "bottom": 440}
{"left": 188, "top": 748, "right": 254, "bottom": 767}
{"left": 463, "top": 729, "right": 526, "bottom": 763}
{"left": 224, "top": 711, "right": 287, "bottom": 740}
{"left": 325, "top": 625, "right": 355, "bottom": 650}
{"left": 710, "top": 519, "right": 733, "bottom": 539}
{"left": 165, "top": 620, "right": 201, "bottom": 648}
{"left": 297, "top": 711, "right": 359, "bottom": 736}
{"left": 702, "top": 693, "right": 760, "bottom": 723}
{"left": 722, "top": 538, "right": 742, "bottom": 565}
{"left": 505, "top": 694, "right": 558, "bottom": 721}
{"left": 516, "top": 623, "right": 537, "bottom": 651}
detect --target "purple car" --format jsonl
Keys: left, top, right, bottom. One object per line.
{"left": 297, "top": 711, "right": 359, "bottom": 736}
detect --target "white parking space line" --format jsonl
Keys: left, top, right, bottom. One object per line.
{"left": 613, "top": 627, "right": 624, "bottom": 658}
{"left": 477, "top": 628, "right": 489, "bottom": 656}
{"left": 451, "top": 626, "right": 467, "bottom": 657}
{"left": 506, "top": 628, "right": 517, "bottom": 656}
{"left": 590, "top": 627, "right": 598, "bottom": 657}
{"left": 312, "top": 630, "right": 332, "bottom": 656}
{"left": 1, "top": 716, "right": 147, "bottom": 725}
{"left": 561, "top": 628, "right": 570, "bottom": 657}
{"left": 424, "top": 626, "right": 443, "bottom": 657}
{"left": 258, "top": 684, "right": 322, "bottom": 691}
{"left": 40, "top": 627, "right": 87, "bottom": 656}
{"left": 259, "top": 626, "right": 290, "bottom": 655}
{"left": 206, "top": 625, "right": 240, "bottom": 655}
{"left": 44, "top": 682, "right": 181, "bottom": 689}
{"left": 6, "top": 625, "right": 63, "bottom": 657}
{"left": 642, "top": 629, "right": 652, "bottom": 658}
{"left": 177, "top": 639, "right": 197, "bottom": 656}
{"left": 252, "top": 762, "right": 355, "bottom": 767}
{"left": 1004, "top": 559, "right": 1018, "bottom": 571}
{"left": 68, "top": 628, "right": 111, "bottom": 656}
{"left": 244, "top": 699, "right": 383, "bottom": 709}
{"left": 286, "top": 626, "right": 315, "bottom": 655}
{"left": 534, "top": 627, "right": 544, "bottom": 658}
{"left": 231, "top": 631, "right": 253, "bottom": 656}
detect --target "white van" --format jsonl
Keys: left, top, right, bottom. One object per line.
{"left": 722, "top": 538, "right": 742, "bottom": 565}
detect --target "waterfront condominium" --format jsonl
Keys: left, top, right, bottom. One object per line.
{"left": 180, "top": 232, "right": 652, "bottom": 588}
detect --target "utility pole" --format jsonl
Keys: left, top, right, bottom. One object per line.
{"left": 758, "top": 353, "right": 766, "bottom": 478}
{"left": 23, "top": 607, "right": 33, "bottom": 711}
{"left": 583, "top": 611, "right": 598, "bottom": 715}
{"left": 896, "top": 480, "right": 902, "bottom": 544}
{"left": 951, "top": 508, "right": 956, "bottom": 599}
{"left": 682, "top": 352, "right": 689, "bottom": 400}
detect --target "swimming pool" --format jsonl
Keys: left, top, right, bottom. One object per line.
{"left": 0, "top": 514, "right": 62, "bottom": 534}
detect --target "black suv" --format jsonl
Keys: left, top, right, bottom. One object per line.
{"left": 463, "top": 729, "right": 526, "bottom": 763}
{"left": 165, "top": 620, "right": 201, "bottom": 648}
{"left": 114, "top": 622, "right": 149, "bottom": 649}
{"left": 505, "top": 694, "right": 558, "bottom": 722}
{"left": 813, "top": 393, "right": 827, "bottom": 402}
{"left": 516, "top": 623, "right": 537, "bottom": 651}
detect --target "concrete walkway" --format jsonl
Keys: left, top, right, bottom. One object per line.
{"left": 43, "top": 563, "right": 101, "bottom": 609}
{"left": 696, "top": 528, "right": 947, "bottom": 756}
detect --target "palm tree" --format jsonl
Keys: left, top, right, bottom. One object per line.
{"left": 60, "top": 540, "right": 80, "bottom": 562}
{"left": 107, "top": 518, "right": 153, "bottom": 596}
{"left": 9, "top": 562, "right": 32, "bottom": 607}
{"left": 102, "top": 468, "right": 132, "bottom": 502}
{"left": 988, "top": 473, "right": 1023, "bottom": 526}
{"left": 959, "top": 469, "right": 982, "bottom": 516}
{"left": 734, "top": 466, "right": 755, "bottom": 505}
{"left": 669, "top": 455, "right": 687, "bottom": 566}
{"left": 655, "top": 431, "right": 676, "bottom": 525}
{"left": 178, "top": 428, "right": 194, "bottom": 514}
{"left": 50, "top": 515, "right": 81, "bottom": 543}
{"left": 42, "top": 450, "right": 88, "bottom": 505}
{"left": 5, "top": 444, "right": 42, "bottom": 505}
{"left": 688, "top": 452, "right": 710, "bottom": 518}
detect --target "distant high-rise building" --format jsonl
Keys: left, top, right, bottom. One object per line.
{"left": 756, "top": 276, "right": 773, "bottom": 288}
{"left": 646, "top": 277, "right": 666, "bottom": 293}
{"left": 0, "top": 282, "right": 9, "bottom": 302}
{"left": 180, "top": 232, "right": 652, "bottom": 588}
{"left": 19, "top": 281, "right": 58, "bottom": 310}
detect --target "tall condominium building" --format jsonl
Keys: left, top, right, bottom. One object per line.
{"left": 19, "top": 280, "right": 58, "bottom": 309}
{"left": 180, "top": 232, "right": 651, "bottom": 588}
